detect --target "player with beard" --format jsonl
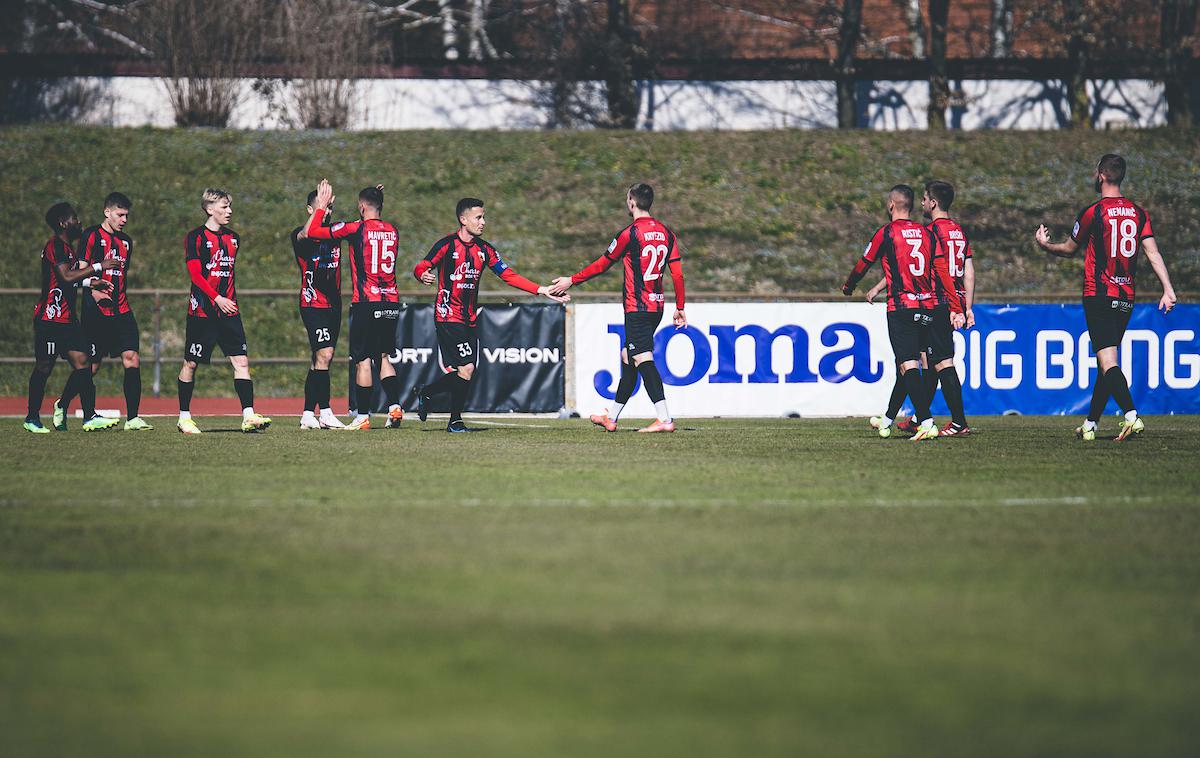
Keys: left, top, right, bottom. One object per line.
{"left": 548, "top": 183, "right": 687, "bottom": 433}
{"left": 25, "top": 202, "right": 120, "bottom": 433}
{"left": 304, "top": 180, "right": 404, "bottom": 430}
{"left": 1035, "top": 154, "right": 1177, "bottom": 441}
{"left": 843, "top": 184, "right": 962, "bottom": 441}
{"left": 866, "top": 180, "right": 972, "bottom": 435}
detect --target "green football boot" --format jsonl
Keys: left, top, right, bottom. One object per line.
{"left": 123, "top": 417, "right": 154, "bottom": 431}
{"left": 81, "top": 415, "right": 120, "bottom": 432}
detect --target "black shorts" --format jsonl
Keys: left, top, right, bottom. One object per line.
{"left": 624, "top": 311, "right": 663, "bottom": 356}
{"left": 33, "top": 319, "right": 87, "bottom": 360}
{"left": 923, "top": 305, "right": 955, "bottom": 364}
{"left": 348, "top": 302, "right": 399, "bottom": 362}
{"left": 300, "top": 305, "right": 342, "bottom": 352}
{"left": 1083, "top": 296, "right": 1134, "bottom": 352}
{"left": 84, "top": 311, "right": 140, "bottom": 361}
{"left": 185, "top": 315, "right": 248, "bottom": 364}
{"left": 436, "top": 321, "right": 479, "bottom": 368}
{"left": 887, "top": 308, "right": 935, "bottom": 364}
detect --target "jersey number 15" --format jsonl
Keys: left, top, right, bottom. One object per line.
{"left": 368, "top": 237, "right": 396, "bottom": 274}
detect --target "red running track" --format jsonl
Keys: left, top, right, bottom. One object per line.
{"left": 4, "top": 396, "right": 318, "bottom": 417}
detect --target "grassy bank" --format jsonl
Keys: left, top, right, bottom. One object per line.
{"left": 2, "top": 127, "right": 1197, "bottom": 395}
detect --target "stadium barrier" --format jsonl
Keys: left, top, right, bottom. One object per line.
{"left": 572, "top": 302, "right": 1200, "bottom": 417}
{"left": 2, "top": 289, "right": 1195, "bottom": 416}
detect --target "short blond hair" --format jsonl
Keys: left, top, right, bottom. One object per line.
{"left": 201, "top": 188, "right": 232, "bottom": 213}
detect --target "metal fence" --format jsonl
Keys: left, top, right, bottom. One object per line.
{"left": 1, "top": 287, "right": 1175, "bottom": 397}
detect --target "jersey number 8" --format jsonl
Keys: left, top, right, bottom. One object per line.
{"left": 640, "top": 244, "right": 669, "bottom": 281}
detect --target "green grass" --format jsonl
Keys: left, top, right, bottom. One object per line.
{"left": 1, "top": 126, "right": 1199, "bottom": 396}
{"left": 2, "top": 416, "right": 1198, "bottom": 757}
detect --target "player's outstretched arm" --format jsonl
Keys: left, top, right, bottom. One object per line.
{"left": 1142, "top": 238, "right": 1178, "bottom": 313}
{"left": 1034, "top": 224, "right": 1078, "bottom": 258}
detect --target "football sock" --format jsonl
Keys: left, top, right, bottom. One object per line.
{"left": 1104, "top": 366, "right": 1135, "bottom": 415}
{"left": 124, "top": 367, "right": 141, "bottom": 419}
{"left": 614, "top": 361, "right": 638, "bottom": 404}
{"left": 938, "top": 366, "right": 966, "bottom": 426}
{"left": 1086, "top": 371, "right": 1110, "bottom": 422}
{"left": 303, "top": 369, "right": 318, "bottom": 412}
{"left": 79, "top": 369, "right": 97, "bottom": 419}
{"left": 59, "top": 366, "right": 85, "bottom": 412}
{"left": 178, "top": 378, "right": 195, "bottom": 413}
{"left": 902, "top": 367, "right": 932, "bottom": 422}
{"left": 653, "top": 400, "right": 672, "bottom": 424}
{"left": 885, "top": 373, "right": 907, "bottom": 420}
{"left": 449, "top": 375, "right": 470, "bottom": 423}
{"left": 423, "top": 370, "right": 460, "bottom": 398}
{"left": 27, "top": 364, "right": 52, "bottom": 420}
{"left": 637, "top": 361, "right": 665, "bottom": 403}
{"left": 234, "top": 378, "right": 254, "bottom": 412}
{"left": 610, "top": 402, "right": 625, "bottom": 421}
{"left": 355, "top": 384, "right": 372, "bottom": 416}
{"left": 924, "top": 365, "right": 940, "bottom": 404}
{"left": 315, "top": 369, "right": 331, "bottom": 410}
{"left": 381, "top": 375, "right": 400, "bottom": 409}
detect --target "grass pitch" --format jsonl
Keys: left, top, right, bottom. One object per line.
{"left": 2, "top": 416, "right": 1198, "bottom": 757}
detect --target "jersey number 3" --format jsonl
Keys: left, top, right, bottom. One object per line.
{"left": 641, "top": 244, "right": 668, "bottom": 281}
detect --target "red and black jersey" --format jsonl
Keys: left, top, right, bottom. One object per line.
{"left": 291, "top": 225, "right": 342, "bottom": 309}
{"left": 1070, "top": 197, "right": 1153, "bottom": 300}
{"left": 844, "top": 220, "right": 947, "bottom": 312}
{"left": 414, "top": 233, "right": 539, "bottom": 325}
{"left": 185, "top": 225, "right": 240, "bottom": 318}
{"left": 78, "top": 225, "right": 134, "bottom": 316}
{"left": 34, "top": 237, "right": 79, "bottom": 323}
{"left": 306, "top": 216, "right": 398, "bottom": 304}
{"left": 926, "top": 217, "right": 972, "bottom": 308}
{"left": 571, "top": 217, "right": 686, "bottom": 313}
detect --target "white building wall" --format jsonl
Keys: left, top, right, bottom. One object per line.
{"left": 64, "top": 77, "right": 1167, "bottom": 130}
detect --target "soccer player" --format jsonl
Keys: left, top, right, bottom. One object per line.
{"left": 303, "top": 179, "right": 403, "bottom": 431}
{"left": 411, "top": 197, "right": 569, "bottom": 433}
{"left": 58, "top": 192, "right": 152, "bottom": 431}
{"left": 842, "top": 184, "right": 962, "bottom": 441}
{"left": 866, "top": 180, "right": 973, "bottom": 436}
{"left": 548, "top": 183, "right": 686, "bottom": 433}
{"left": 25, "top": 202, "right": 120, "bottom": 433}
{"left": 177, "top": 188, "right": 272, "bottom": 434}
{"left": 1035, "top": 153, "right": 1177, "bottom": 442}
{"left": 292, "top": 189, "right": 345, "bottom": 429}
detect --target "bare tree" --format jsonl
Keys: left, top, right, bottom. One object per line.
{"left": 928, "top": 0, "right": 950, "bottom": 129}
{"left": 991, "top": 0, "right": 1013, "bottom": 56}
{"left": 1160, "top": 0, "right": 1198, "bottom": 127}
{"left": 262, "top": 0, "right": 387, "bottom": 129}
{"left": 836, "top": 0, "right": 864, "bottom": 128}
{"left": 604, "top": 0, "right": 639, "bottom": 128}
